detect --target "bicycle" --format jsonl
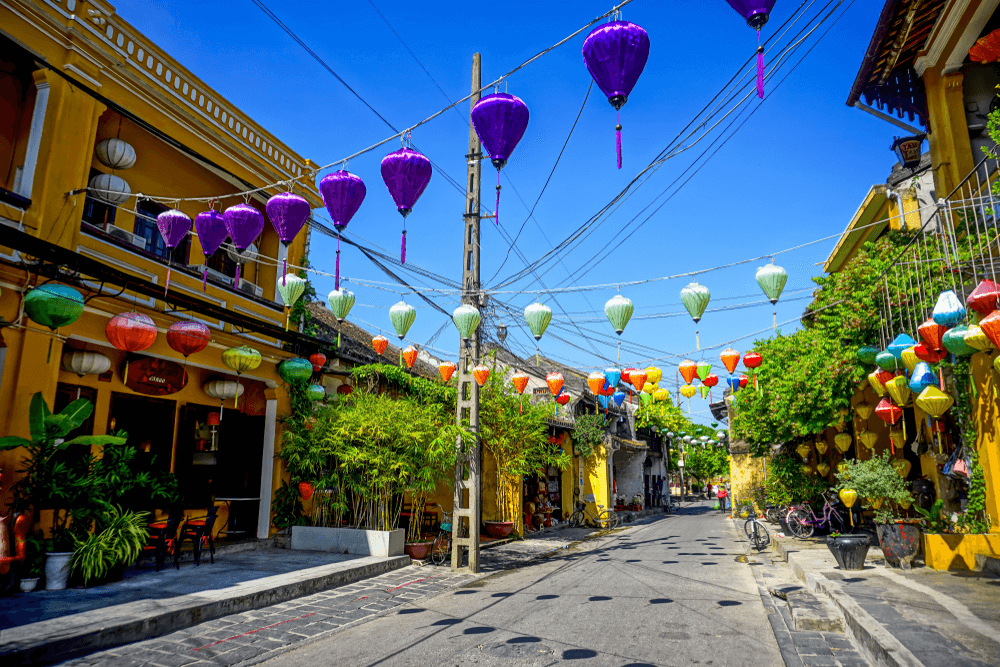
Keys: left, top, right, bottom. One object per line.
{"left": 430, "top": 504, "right": 466, "bottom": 566}
{"left": 743, "top": 507, "right": 770, "bottom": 551}
{"left": 787, "top": 492, "right": 845, "bottom": 539}
{"left": 568, "top": 501, "right": 620, "bottom": 530}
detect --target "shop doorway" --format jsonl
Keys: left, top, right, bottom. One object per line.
{"left": 107, "top": 393, "right": 176, "bottom": 474}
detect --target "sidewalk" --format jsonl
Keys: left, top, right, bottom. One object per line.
{"left": 769, "top": 530, "right": 1000, "bottom": 667}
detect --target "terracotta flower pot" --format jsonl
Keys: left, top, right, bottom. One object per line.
{"left": 404, "top": 541, "right": 434, "bottom": 560}
{"left": 484, "top": 521, "right": 514, "bottom": 538}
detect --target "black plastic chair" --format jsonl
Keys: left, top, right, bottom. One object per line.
{"left": 144, "top": 507, "right": 183, "bottom": 571}
{"left": 175, "top": 506, "right": 218, "bottom": 567}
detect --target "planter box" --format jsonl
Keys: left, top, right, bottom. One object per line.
{"left": 290, "top": 526, "right": 405, "bottom": 557}
{"left": 923, "top": 533, "right": 1000, "bottom": 571}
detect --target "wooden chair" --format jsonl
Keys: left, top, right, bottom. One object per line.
{"left": 143, "top": 507, "right": 183, "bottom": 572}
{"left": 174, "top": 506, "right": 218, "bottom": 567}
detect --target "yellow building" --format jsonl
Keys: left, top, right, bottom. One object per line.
{"left": 0, "top": 0, "right": 326, "bottom": 540}
{"left": 838, "top": 0, "right": 1000, "bottom": 568}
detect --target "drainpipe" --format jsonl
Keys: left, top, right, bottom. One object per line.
{"left": 892, "top": 190, "right": 908, "bottom": 231}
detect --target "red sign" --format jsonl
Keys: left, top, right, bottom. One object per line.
{"left": 122, "top": 356, "right": 188, "bottom": 396}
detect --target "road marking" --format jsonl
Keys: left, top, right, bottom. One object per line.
{"left": 385, "top": 573, "right": 446, "bottom": 592}
{"left": 190, "top": 613, "right": 316, "bottom": 651}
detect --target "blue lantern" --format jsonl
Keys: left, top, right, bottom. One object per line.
{"left": 909, "top": 362, "right": 937, "bottom": 394}
{"left": 613, "top": 390, "right": 626, "bottom": 407}
{"left": 727, "top": 375, "right": 741, "bottom": 392}
{"left": 598, "top": 394, "right": 610, "bottom": 410}
{"left": 887, "top": 333, "right": 917, "bottom": 360}
{"left": 932, "top": 290, "right": 965, "bottom": 327}
{"left": 604, "top": 367, "right": 622, "bottom": 390}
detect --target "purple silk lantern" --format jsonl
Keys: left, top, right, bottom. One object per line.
{"left": 725, "top": 0, "right": 777, "bottom": 98}
{"left": 266, "top": 192, "right": 311, "bottom": 284}
{"left": 223, "top": 203, "right": 265, "bottom": 289}
{"left": 194, "top": 209, "right": 228, "bottom": 291}
{"left": 582, "top": 20, "right": 650, "bottom": 169}
{"left": 381, "top": 147, "right": 432, "bottom": 264}
{"left": 155, "top": 209, "right": 192, "bottom": 294}
{"left": 470, "top": 92, "right": 529, "bottom": 225}
{"left": 319, "top": 170, "right": 366, "bottom": 290}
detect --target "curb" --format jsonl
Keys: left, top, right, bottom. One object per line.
{"left": 0, "top": 555, "right": 411, "bottom": 666}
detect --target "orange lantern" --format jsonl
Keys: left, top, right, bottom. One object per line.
{"left": 720, "top": 348, "right": 740, "bottom": 374}
{"left": 106, "top": 311, "right": 157, "bottom": 383}
{"left": 439, "top": 360, "right": 456, "bottom": 382}
{"left": 587, "top": 371, "right": 605, "bottom": 395}
{"left": 372, "top": 335, "right": 389, "bottom": 355}
{"left": 546, "top": 372, "right": 565, "bottom": 396}
{"left": 402, "top": 345, "right": 418, "bottom": 369}
{"left": 472, "top": 364, "right": 490, "bottom": 387}
{"left": 512, "top": 371, "right": 530, "bottom": 412}
{"left": 678, "top": 360, "right": 698, "bottom": 384}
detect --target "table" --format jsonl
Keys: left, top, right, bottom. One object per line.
{"left": 215, "top": 497, "right": 260, "bottom": 537}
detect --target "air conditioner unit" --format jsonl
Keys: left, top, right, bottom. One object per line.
{"left": 104, "top": 224, "right": 147, "bottom": 250}
{"left": 237, "top": 278, "right": 263, "bottom": 298}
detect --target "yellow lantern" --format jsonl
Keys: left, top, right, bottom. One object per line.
{"left": 642, "top": 382, "right": 658, "bottom": 394}
{"left": 900, "top": 346, "right": 919, "bottom": 373}
{"left": 891, "top": 458, "right": 912, "bottom": 478}
{"left": 817, "top": 439, "right": 831, "bottom": 455}
{"left": 796, "top": 443, "right": 812, "bottom": 461}
{"left": 833, "top": 433, "right": 851, "bottom": 453}
{"left": 868, "top": 371, "right": 887, "bottom": 397}
{"left": 915, "top": 386, "right": 953, "bottom": 419}
{"left": 885, "top": 376, "right": 912, "bottom": 407}
{"left": 801, "top": 464, "right": 813, "bottom": 475}
{"left": 817, "top": 462, "right": 831, "bottom": 477}
{"left": 644, "top": 366, "right": 663, "bottom": 384}
{"left": 653, "top": 388, "right": 671, "bottom": 403}
{"left": 855, "top": 401, "right": 874, "bottom": 421}
{"left": 859, "top": 431, "right": 879, "bottom": 449}
{"left": 872, "top": 497, "right": 885, "bottom": 510}
{"left": 679, "top": 384, "right": 697, "bottom": 413}
{"left": 840, "top": 488, "right": 858, "bottom": 526}
{"left": 889, "top": 430, "right": 905, "bottom": 452}
{"left": 900, "top": 497, "right": 912, "bottom": 510}
{"left": 964, "top": 324, "right": 994, "bottom": 352}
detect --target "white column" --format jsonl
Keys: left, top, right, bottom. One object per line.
{"left": 16, "top": 76, "right": 50, "bottom": 200}
{"left": 257, "top": 397, "right": 278, "bottom": 539}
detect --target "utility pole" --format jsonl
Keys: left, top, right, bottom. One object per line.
{"left": 452, "top": 53, "right": 482, "bottom": 572}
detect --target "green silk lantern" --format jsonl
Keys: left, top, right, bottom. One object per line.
{"left": 277, "top": 273, "right": 307, "bottom": 331}
{"left": 278, "top": 357, "right": 313, "bottom": 384}
{"left": 857, "top": 345, "right": 879, "bottom": 365}
{"left": 307, "top": 384, "right": 326, "bottom": 401}
{"left": 389, "top": 301, "right": 416, "bottom": 340}
{"left": 452, "top": 304, "right": 481, "bottom": 340}
{"left": 524, "top": 300, "right": 553, "bottom": 366}
{"left": 23, "top": 284, "right": 85, "bottom": 330}
{"left": 876, "top": 351, "right": 900, "bottom": 371}
{"left": 221, "top": 345, "right": 261, "bottom": 409}
{"left": 680, "top": 282, "right": 711, "bottom": 349}
{"left": 327, "top": 288, "right": 356, "bottom": 347}
{"left": 943, "top": 324, "right": 975, "bottom": 356}
{"left": 756, "top": 262, "right": 787, "bottom": 330}
{"left": 604, "top": 293, "right": 634, "bottom": 361}
{"left": 696, "top": 360, "right": 711, "bottom": 382}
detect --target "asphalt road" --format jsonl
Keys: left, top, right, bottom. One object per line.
{"left": 259, "top": 501, "right": 783, "bottom": 667}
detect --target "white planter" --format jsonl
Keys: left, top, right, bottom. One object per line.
{"left": 19, "top": 577, "right": 39, "bottom": 593}
{"left": 44, "top": 552, "right": 74, "bottom": 590}
{"left": 290, "top": 526, "right": 405, "bottom": 557}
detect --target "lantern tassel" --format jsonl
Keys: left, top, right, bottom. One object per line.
{"left": 773, "top": 309, "right": 777, "bottom": 331}
{"left": 849, "top": 508, "right": 854, "bottom": 527}
{"left": 536, "top": 347, "right": 540, "bottom": 366}
{"left": 616, "top": 109, "right": 622, "bottom": 170}
{"left": 337, "top": 329, "right": 341, "bottom": 347}
{"left": 687, "top": 397, "right": 691, "bottom": 414}
{"left": 335, "top": 237, "right": 341, "bottom": 291}
{"left": 495, "top": 172, "right": 501, "bottom": 226}
{"left": 696, "top": 329, "right": 700, "bottom": 350}
{"left": 282, "top": 258, "right": 287, "bottom": 286}
{"left": 401, "top": 228, "right": 407, "bottom": 264}
{"left": 234, "top": 264, "right": 240, "bottom": 290}
{"left": 124, "top": 357, "right": 129, "bottom": 384}
{"left": 164, "top": 267, "right": 171, "bottom": 296}
{"left": 202, "top": 266, "right": 208, "bottom": 291}
{"left": 46, "top": 338, "right": 52, "bottom": 364}
{"left": 285, "top": 308, "right": 289, "bottom": 332}
{"left": 756, "top": 32, "right": 765, "bottom": 99}
{"left": 220, "top": 401, "right": 224, "bottom": 420}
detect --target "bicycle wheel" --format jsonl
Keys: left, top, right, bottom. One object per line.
{"left": 743, "top": 518, "right": 755, "bottom": 541}
{"left": 569, "top": 510, "right": 585, "bottom": 528}
{"left": 827, "top": 509, "right": 845, "bottom": 535}
{"left": 752, "top": 522, "right": 770, "bottom": 551}
{"left": 430, "top": 532, "right": 450, "bottom": 566}
{"left": 787, "top": 510, "right": 815, "bottom": 539}
{"left": 600, "top": 510, "right": 620, "bottom": 530}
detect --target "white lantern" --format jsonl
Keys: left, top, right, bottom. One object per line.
{"left": 226, "top": 243, "right": 258, "bottom": 265}
{"left": 61, "top": 350, "right": 111, "bottom": 377}
{"left": 203, "top": 378, "right": 244, "bottom": 401}
{"left": 95, "top": 138, "right": 137, "bottom": 170}
{"left": 88, "top": 173, "right": 131, "bottom": 205}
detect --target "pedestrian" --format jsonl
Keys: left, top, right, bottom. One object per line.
{"left": 716, "top": 484, "right": 728, "bottom": 513}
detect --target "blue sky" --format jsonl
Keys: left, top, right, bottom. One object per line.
{"left": 116, "top": 0, "right": 893, "bottom": 423}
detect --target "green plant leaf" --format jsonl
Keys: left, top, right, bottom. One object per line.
{"left": 59, "top": 435, "right": 128, "bottom": 448}
{"left": 28, "top": 392, "right": 47, "bottom": 443}
{"left": 0, "top": 436, "right": 33, "bottom": 450}
{"left": 59, "top": 399, "right": 95, "bottom": 430}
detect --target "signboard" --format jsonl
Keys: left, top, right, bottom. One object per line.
{"left": 122, "top": 356, "right": 188, "bottom": 396}
{"left": 678, "top": 459, "right": 685, "bottom": 467}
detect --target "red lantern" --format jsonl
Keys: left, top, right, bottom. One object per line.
{"left": 875, "top": 397, "right": 902, "bottom": 425}
{"left": 298, "top": 482, "right": 315, "bottom": 500}
{"left": 978, "top": 310, "right": 1000, "bottom": 349}
{"left": 439, "top": 360, "right": 456, "bottom": 382}
{"left": 336, "top": 384, "right": 353, "bottom": 396}
{"left": 402, "top": 345, "right": 418, "bottom": 369}
{"left": 913, "top": 342, "right": 946, "bottom": 364}
{"left": 166, "top": 321, "right": 210, "bottom": 358}
{"left": 703, "top": 374, "right": 719, "bottom": 388}
{"left": 107, "top": 312, "right": 157, "bottom": 383}
{"left": 372, "top": 335, "right": 389, "bottom": 355}
{"left": 309, "top": 352, "right": 327, "bottom": 373}
{"left": 743, "top": 351, "right": 762, "bottom": 369}
{"left": 555, "top": 393, "right": 571, "bottom": 406}
{"left": 739, "top": 374, "right": 749, "bottom": 389}
{"left": 207, "top": 412, "right": 221, "bottom": 426}
{"left": 918, "top": 318, "right": 947, "bottom": 352}
{"left": 621, "top": 367, "right": 636, "bottom": 385}
{"left": 967, "top": 279, "right": 999, "bottom": 317}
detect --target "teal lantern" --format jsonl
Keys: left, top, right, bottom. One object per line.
{"left": 307, "top": 384, "right": 326, "bottom": 401}
{"left": 389, "top": 301, "right": 416, "bottom": 340}
{"left": 23, "top": 284, "right": 85, "bottom": 330}
{"left": 875, "top": 351, "right": 900, "bottom": 372}
{"left": 277, "top": 358, "right": 313, "bottom": 384}
{"left": 524, "top": 301, "right": 552, "bottom": 341}
{"left": 756, "top": 261, "right": 788, "bottom": 331}
{"left": 857, "top": 345, "right": 879, "bottom": 365}
{"left": 327, "top": 289, "right": 356, "bottom": 323}
{"left": 451, "top": 304, "right": 481, "bottom": 340}
{"left": 942, "top": 324, "right": 975, "bottom": 356}
{"left": 680, "top": 281, "right": 711, "bottom": 349}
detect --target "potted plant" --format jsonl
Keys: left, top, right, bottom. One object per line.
{"left": 835, "top": 452, "right": 918, "bottom": 569}
{"left": 19, "top": 530, "right": 46, "bottom": 592}
{"left": 71, "top": 507, "right": 148, "bottom": 586}
{"left": 0, "top": 392, "right": 127, "bottom": 589}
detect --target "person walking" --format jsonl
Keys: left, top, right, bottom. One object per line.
{"left": 716, "top": 484, "right": 728, "bottom": 513}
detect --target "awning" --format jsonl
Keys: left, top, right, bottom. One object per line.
{"left": 612, "top": 436, "right": 647, "bottom": 452}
